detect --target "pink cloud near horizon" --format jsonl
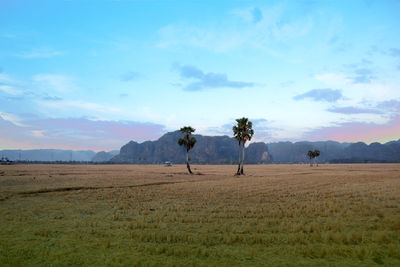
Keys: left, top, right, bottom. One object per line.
{"left": 0, "top": 116, "right": 166, "bottom": 151}
{"left": 302, "top": 116, "right": 400, "bottom": 144}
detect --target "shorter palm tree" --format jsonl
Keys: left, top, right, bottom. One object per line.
{"left": 178, "top": 126, "right": 197, "bottom": 174}
{"left": 232, "top": 124, "right": 242, "bottom": 175}
{"left": 314, "top": 149, "right": 320, "bottom": 166}
{"left": 233, "top": 117, "right": 254, "bottom": 175}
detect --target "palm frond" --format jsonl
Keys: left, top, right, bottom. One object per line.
{"left": 178, "top": 138, "right": 185, "bottom": 146}
{"left": 178, "top": 126, "right": 196, "bottom": 152}
{"left": 180, "top": 126, "right": 195, "bottom": 134}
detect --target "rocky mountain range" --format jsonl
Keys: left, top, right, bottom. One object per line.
{"left": 110, "top": 131, "right": 400, "bottom": 164}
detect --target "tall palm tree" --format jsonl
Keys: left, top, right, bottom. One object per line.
{"left": 314, "top": 149, "right": 320, "bottom": 166}
{"left": 178, "top": 126, "right": 197, "bottom": 174}
{"left": 307, "top": 150, "right": 315, "bottom": 167}
{"left": 232, "top": 124, "right": 242, "bottom": 175}
{"left": 234, "top": 118, "right": 254, "bottom": 175}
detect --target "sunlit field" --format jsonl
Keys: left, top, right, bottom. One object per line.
{"left": 1, "top": 164, "right": 399, "bottom": 266}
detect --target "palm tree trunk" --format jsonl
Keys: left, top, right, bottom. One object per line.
{"left": 237, "top": 142, "right": 241, "bottom": 175}
{"left": 240, "top": 143, "right": 245, "bottom": 174}
{"left": 186, "top": 150, "right": 192, "bottom": 174}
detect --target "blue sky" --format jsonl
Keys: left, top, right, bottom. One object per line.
{"left": 1, "top": 0, "right": 400, "bottom": 151}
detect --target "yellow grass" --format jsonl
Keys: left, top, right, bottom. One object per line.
{"left": 1, "top": 164, "right": 399, "bottom": 266}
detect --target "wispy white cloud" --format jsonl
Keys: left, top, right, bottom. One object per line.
{"left": 157, "top": 4, "right": 313, "bottom": 53}
{"left": 15, "top": 48, "right": 66, "bottom": 59}
{"left": 0, "top": 32, "right": 18, "bottom": 39}
{"left": 0, "top": 73, "right": 24, "bottom": 95}
{"left": 0, "top": 84, "right": 22, "bottom": 95}
{"left": 30, "top": 130, "right": 45, "bottom": 138}
{"left": 33, "top": 74, "right": 75, "bottom": 93}
{"left": 313, "top": 69, "right": 400, "bottom": 104}
{"left": 37, "top": 99, "right": 122, "bottom": 115}
{"left": 0, "top": 72, "right": 68, "bottom": 101}
{"left": 157, "top": 23, "right": 242, "bottom": 52}
{"left": 0, "top": 111, "right": 28, "bottom": 127}
{"left": 0, "top": 73, "right": 13, "bottom": 83}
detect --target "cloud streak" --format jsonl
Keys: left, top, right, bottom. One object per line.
{"left": 0, "top": 111, "right": 28, "bottom": 127}
{"left": 120, "top": 71, "right": 142, "bottom": 82}
{"left": 327, "top": 106, "right": 382, "bottom": 114}
{"left": 38, "top": 99, "right": 122, "bottom": 115}
{"left": 42, "top": 95, "right": 63, "bottom": 101}
{"left": 33, "top": 74, "right": 75, "bottom": 93}
{"left": 15, "top": 48, "right": 65, "bottom": 59}
{"left": 175, "top": 64, "right": 254, "bottom": 91}
{"left": 293, "top": 88, "right": 343, "bottom": 102}
{"left": 0, "top": 73, "right": 24, "bottom": 95}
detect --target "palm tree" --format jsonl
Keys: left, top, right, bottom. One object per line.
{"left": 232, "top": 124, "right": 242, "bottom": 175}
{"left": 234, "top": 118, "right": 254, "bottom": 175}
{"left": 314, "top": 149, "right": 320, "bottom": 166}
{"left": 178, "top": 126, "right": 197, "bottom": 174}
{"left": 307, "top": 150, "right": 315, "bottom": 166}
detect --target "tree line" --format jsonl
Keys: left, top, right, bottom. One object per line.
{"left": 178, "top": 117, "right": 322, "bottom": 175}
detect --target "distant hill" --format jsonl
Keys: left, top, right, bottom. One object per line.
{"left": 267, "top": 139, "right": 400, "bottom": 163}
{"left": 0, "top": 149, "right": 119, "bottom": 162}
{"left": 91, "top": 150, "right": 119, "bottom": 162}
{"left": 0, "top": 149, "right": 96, "bottom": 162}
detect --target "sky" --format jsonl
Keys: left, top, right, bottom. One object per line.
{"left": 1, "top": 0, "right": 400, "bottom": 151}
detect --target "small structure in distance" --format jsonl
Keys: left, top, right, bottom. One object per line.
{"left": 164, "top": 161, "right": 172, "bottom": 167}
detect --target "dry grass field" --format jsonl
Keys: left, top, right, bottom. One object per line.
{"left": 0, "top": 164, "right": 399, "bottom": 266}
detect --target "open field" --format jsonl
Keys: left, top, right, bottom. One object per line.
{"left": 1, "top": 164, "right": 400, "bottom": 266}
